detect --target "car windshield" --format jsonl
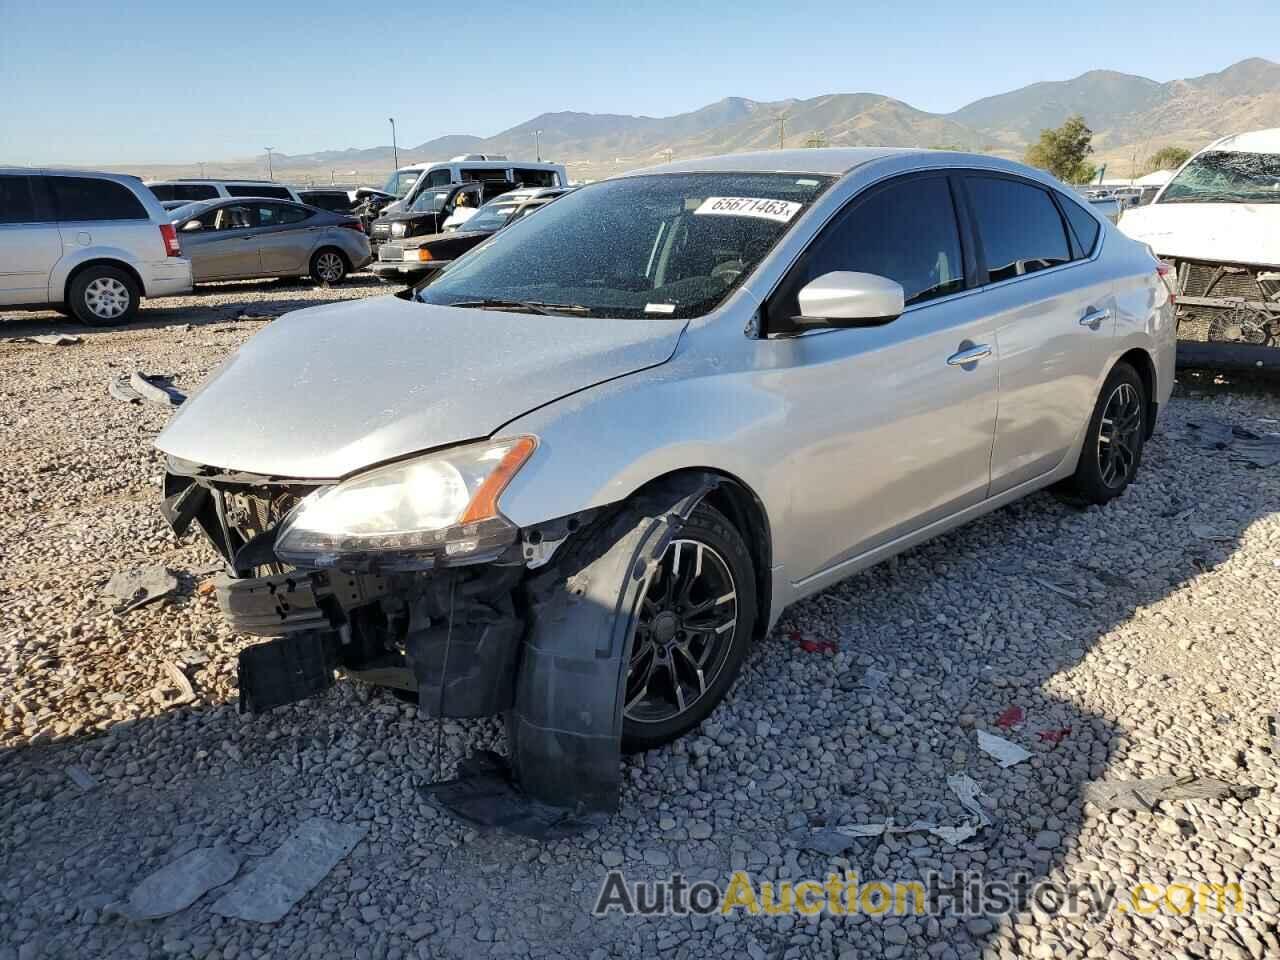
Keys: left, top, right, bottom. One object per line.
{"left": 1158, "top": 150, "right": 1280, "bottom": 204}
{"left": 416, "top": 172, "right": 833, "bottom": 319}
{"left": 382, "top": 169, "right": 423, "bottom": 198}
{"left": 168, "top": 200, "right": 215, "bottom": 222}
{"left": 462, "top": 202, "right": 520, "bottom": 233}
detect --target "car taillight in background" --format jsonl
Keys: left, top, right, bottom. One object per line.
{"left": 339, "top": 219, "right": 364, "bottom": 233}
{"left": 159, "top": 223, "right": 182, "bottom": 257}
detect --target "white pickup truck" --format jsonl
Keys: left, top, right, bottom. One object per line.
{"left": 1118, "top": 129, "right": 1280, "bottom": 354}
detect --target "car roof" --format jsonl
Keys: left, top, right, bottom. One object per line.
{"left": 1203, "top": 128, "right": 1280, "bottom": 154}
{"left": 0, "top": 167, "right": 145, "bottom": 183}
{"left": 149, "top": 178, "right": 285, "bottom": 185}
{"left": 625, "top": 148, "right": 923, "bottom": 177}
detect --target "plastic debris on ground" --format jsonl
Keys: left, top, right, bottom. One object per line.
{"left": 976, "top": 729, "right": 1032, "bottom": 768}
{"left": 1037, "top": 726, "right": 1072, "bottom": 743}
{"left": 159, "top": 661, "right": 196, "bottom": 705}
{"left": 1186, "top": 418, "right": 1280, "bottom": 468}
{"left": 1030, "top": 576, "right": 1090, "bottom": 606}
{"left": 8, "top": 333, "right": 82, "bottom": 346}
{"left": 104, "top": 565, "right": 178, "bottom": 614}
{"left": 821, "top": 774, "right": 998, "bottom": 850}
{"left": 1189, "top": 524, "right": 1235, "bottom": 542}
{"left": 127, "top": 846, "right": 241, "bottom": 920}
{"left": 1081, "top": 775, "right": 1258, "bottom": 813}
{"left": 994, "top": 705, "right": 1025, "bottom": 729}
{"left": 108, "top": 369, "right": 187, "bottom": 407}
{"left": 419, "top": 751, "right": 608, "bottom": 840}
{"left": 65, "top": 765, "right": 98, "bottom": 791}
{"left": 210, "top": 818, "right": 366, "bottom": 923}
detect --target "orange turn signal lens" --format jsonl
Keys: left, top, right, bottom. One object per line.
{"left": 415, "top": 248, "right": 434, "bottom": 262}
{"left": 459, "top": 436, "right": 537, "bottom": 524}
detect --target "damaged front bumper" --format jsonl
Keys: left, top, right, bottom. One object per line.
{"left": 161, "top": 458, "right": 658, "bottom": 819}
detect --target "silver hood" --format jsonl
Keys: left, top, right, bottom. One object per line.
{"left": 156, "top": 295, "right": 687, "bottom": 479}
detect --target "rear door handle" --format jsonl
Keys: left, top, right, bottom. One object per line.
{"left": 946, "top": 344, "right": 992, "bottom": 367}
{"left": 1079, "top": 308, "right": 1111, "bottom": 329}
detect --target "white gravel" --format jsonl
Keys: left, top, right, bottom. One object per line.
{"left": 2, "top": 281, "right": 1279, "bottom": 960}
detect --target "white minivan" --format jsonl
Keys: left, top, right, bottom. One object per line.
{"left": 379, "top": 155, "right": 568, "bottom": 215}
{"left": 145, "top": 179, "right": 304, "bottom": 204}
{"left": 0, "top": 168, "right": 192, "bottom": 325}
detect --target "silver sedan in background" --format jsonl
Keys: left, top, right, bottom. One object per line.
{"left": 155, "top": 149, "right": 1175, "bottom": 815}
{"left": 169, "top": 198, "right": 371, "bottom": 284}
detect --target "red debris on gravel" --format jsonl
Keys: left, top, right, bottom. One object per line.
{"left": 995, "top": 705, "right": 1026, "bottom": 729}
{"left": 1038, "top": 727, "right": 1073, "bottom": 743}
{"left": 791, "top": 630, "right": 837, "bottom": 654}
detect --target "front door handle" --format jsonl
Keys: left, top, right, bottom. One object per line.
{"left": 1079, "top": 308, "right": 1111, "bottom": 329}
{"left": 946, "top": 343, "right": 992, "bottom": 367}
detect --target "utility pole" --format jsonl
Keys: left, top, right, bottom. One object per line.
{"left": 534, "top": 129, "right": 542, "bottom": 162}
{"left": 198, "top": 161, "right": 205, "bottom": 177}
{"left": 389, "top": 118, "right": 399, "bottom": 170}
{"left": 778, "top": 116, "right": 786, "bottom": 149}
{"left": 264, "top": 147, "right": 274, "bottom": 180}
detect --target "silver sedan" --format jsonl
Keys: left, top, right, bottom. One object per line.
{"left": 169, "top": 197, "right": 371, "bottom": 284}
{"left": 155, "top": 149, "right": 1175, "bottom": 814}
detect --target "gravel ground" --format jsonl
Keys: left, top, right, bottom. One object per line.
{"left": 2, "top": 281, "right": 1279, "bottom": 960}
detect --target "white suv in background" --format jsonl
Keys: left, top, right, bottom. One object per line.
{"left": 145, "top": 179, "right": 303, "bottom": 203}
{"left": 0, "top": 169, "right": 192, "bottom": 325}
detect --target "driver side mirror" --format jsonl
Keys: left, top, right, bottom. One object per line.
{"left": 794, "top": 271, "right": 905, "bottom": 328}
{"left": 181, "top": 220, "right": 203, "bottom": 232}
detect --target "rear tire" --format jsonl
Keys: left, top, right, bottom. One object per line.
{"left": 68, "top": 265, "right": 139, "bottom": 326}
{"left": 310, "top": 248, "right": 347, "bottom": 286}
{"left": 1065, "top": 362, "right": 1147, "bottom": 504}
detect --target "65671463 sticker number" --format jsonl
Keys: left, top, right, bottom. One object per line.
{"left": 693, "top": 197, "right": 802, "bottom": 223}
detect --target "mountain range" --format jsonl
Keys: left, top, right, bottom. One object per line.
{"left": 122, "top": 57, "right": 1280, "bottom": 184}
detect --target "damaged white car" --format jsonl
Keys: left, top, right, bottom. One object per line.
{"left": 157, "top": 148, "right": 1174, "bottom": 816}
{"left": 1119, "top": 128, "right": 1280, "bottom": 354}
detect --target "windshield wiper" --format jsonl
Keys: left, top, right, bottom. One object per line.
{"left": 446, "top": 298, "right": 593, "bottom": 317}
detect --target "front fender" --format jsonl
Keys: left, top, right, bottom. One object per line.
{"left": 497, "top": 364, "right": 776, "bottom": 537}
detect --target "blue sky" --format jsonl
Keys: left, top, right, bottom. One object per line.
{"left": 1, "top": 0, "right": 1275, "bottom": 165}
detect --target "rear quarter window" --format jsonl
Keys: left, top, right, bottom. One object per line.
{"left": 1058, "top": 195, "right": 1102, "bottom": 257}
{"left": 48, "top": 176, "right": 149, "bottom": 221}
{"left": 0, "top": 174, "right": 39, "bottom": 224}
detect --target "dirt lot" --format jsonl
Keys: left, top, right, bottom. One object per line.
{"left": 1, "top": 279, "right": 1278, "bottom": 960}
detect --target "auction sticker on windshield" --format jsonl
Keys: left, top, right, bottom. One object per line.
{"left": 694, "top": 197, "right": 802, "bottom": 223}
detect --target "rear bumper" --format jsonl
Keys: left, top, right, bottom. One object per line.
{"left": 144, "top": 259, "right": 194, "bottom": 298}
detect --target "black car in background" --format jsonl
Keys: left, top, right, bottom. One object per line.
{"left": 297, "top": 189, "right": 359, "bottom": 214}
{"left": 371, "top": 187, "right": 571, "bottom": 284}
{"left": 368, "top": 180, "right": 518, "bottom": 248}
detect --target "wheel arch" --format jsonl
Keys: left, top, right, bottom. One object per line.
{"left": 1116, "top": 346, "right": 1158, "bottom": 438}
{"left": 63, "top": 258, "right": 144, "bottom": 306}
{"left": 628, "top": 467, "right": 774, "bottom": 642}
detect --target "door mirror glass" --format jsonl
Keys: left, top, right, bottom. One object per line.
{"left": 795, "top": 271, "right": 905, "bottom": 327}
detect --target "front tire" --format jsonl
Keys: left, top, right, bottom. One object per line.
{"left": 310, "top": 248, "right": 347, "bottom": 286}
{"left": 1066, "top": 362, "right": 1147, "bottom": 504}
{"left": 68, "top": 266, "right": 139, "bottom": 326}
{"left": 620, "top": 503, "right": 757, "bottom": 751}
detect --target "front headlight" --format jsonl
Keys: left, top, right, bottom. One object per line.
{"left": 390, "top": 221, "right": 407, "bottom": 237}
{"left": 275, "top": 437, "right": 535, "bottom": 570}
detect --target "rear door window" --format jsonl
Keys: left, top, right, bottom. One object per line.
{"left": 0, "top": 174, "right": 40, "bottom": 224}
{"left": 48, "top": 176, "right": 149, "bottom": 221}
{"left": 151, "top": 184, "right": 219, "bottom": 202}
{"left": 257, "top": 203, "right": 311, "bottom": 226}
{"left": 966, "top": 176, "right": 1072, "bottom": 283}
{"left": 226, "top": 185, "right": 292, "bottom": 200}
{"left": 513, "top": 168, "right": 558, "bottom": 187}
